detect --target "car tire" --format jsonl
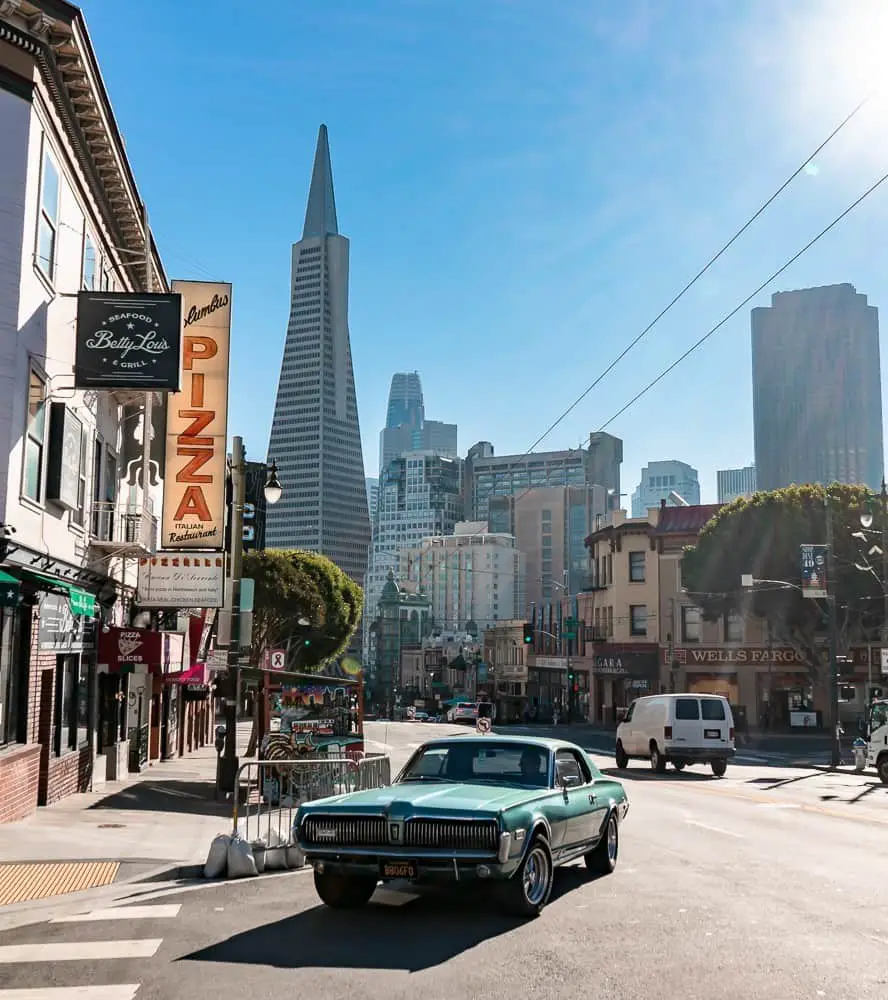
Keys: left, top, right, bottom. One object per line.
{"left": 313, "top": 870, "right": 378, "bottom": 909}
{"left": 673, "top": 761, "right": 686, "bottom": 771}
{"left": 615, "top": 741, "right": 629, "bottom": 769}
{"left": 711, "top": 758, "right": 728, "bottom": 778}
{"left": 585, "top": 812, "right": 619, "bottom": 876}
{"left": 877, "top": 754, "right": 888, "bottom": 785}
{"left": 650, "top": 743, "right": 667, "bottom": 774}
{"left": 501, "top": 835, "right": 554, "bottom": 919}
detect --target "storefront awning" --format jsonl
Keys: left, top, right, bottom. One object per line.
{"left": 24, "top": 571, "right": 96, "bottom": 617}
{"left": 0, "top": 570, "right": 20, "bottom": 609}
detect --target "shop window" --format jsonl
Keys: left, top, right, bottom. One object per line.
{"left": 54, "top": 655, "right": 91, "bottom": 754}
{"left": 681, "top": 605, "right": 701, "bottom": 643}
{"left": 0, "top": 610, "right": 24, "bottom": 746}
{"left": 630, "top": 604, "right": 647, "bottom": 636}
{"left": 629, "top": 551, "right": 646, "bottom": 583}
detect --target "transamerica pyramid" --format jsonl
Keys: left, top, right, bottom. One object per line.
{"left": 265, "top": 125, "right": 371, "bottom": 586}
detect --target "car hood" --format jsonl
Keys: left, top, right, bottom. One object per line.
{"left": 300, "top": 781, "right": 545, "bottom": 816}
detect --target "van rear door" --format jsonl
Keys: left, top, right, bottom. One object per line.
{"left": 699, "top": 696, "right": 732, "bottom": 746}
{"left": 670, "top": 696, "right": 704, "bottom": 746}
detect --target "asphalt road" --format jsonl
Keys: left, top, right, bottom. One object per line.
{"left": 1, "top": 722, "right": 886, "bottom": 1000}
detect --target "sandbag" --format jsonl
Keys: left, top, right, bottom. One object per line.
{"left": 227, "top": 833, "right": 258, "bottom": 878}
{"left": 204, "top": 833, "right": 231, "bottom": 879}
{"left": 263, "top": 830, "right": 289, "bottom": 871}
{"left": 252, "top": 838, "right": 268, "bottom": 874}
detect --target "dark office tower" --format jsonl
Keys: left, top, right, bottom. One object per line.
{"left": 265, "top": 125, "right": 371, "bottom": 585}
{"left": 752, "top": 284, "right": 884, "bottom": 491}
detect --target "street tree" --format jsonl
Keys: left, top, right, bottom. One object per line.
{"left": 243, "top": 548, "right": 363, "bottom": 671}
{"left": 681, "top": 483, "right": 883, "bottom": 689}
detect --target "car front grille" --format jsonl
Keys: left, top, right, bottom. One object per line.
{"left": 301, "top": 814, "right": 387, "bottom": 846}
{"left": 300, "top": 814, "right": 499, "bottom": 852}
{"left": 405, "top": 819, "right": 498, "bottom": 851}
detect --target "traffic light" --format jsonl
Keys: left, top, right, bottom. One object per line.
{"left": 523, "top": 623, "right": 534, "bottom": 644}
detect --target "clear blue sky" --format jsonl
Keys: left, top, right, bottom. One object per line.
{"left": 82, "top": 0, "right": 888, "bottom": 502}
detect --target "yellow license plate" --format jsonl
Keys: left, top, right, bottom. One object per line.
{"left": 381, "top": 860, "right": 417, "bottom": 879}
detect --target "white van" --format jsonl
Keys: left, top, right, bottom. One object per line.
{"left": 615, "top": 693, "right": 735, "bottom": 776}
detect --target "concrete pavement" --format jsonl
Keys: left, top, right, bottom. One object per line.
{"left": 0, "top": 722, "right": 885, "bottom": 998}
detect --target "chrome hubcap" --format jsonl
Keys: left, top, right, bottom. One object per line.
{"left": 607, "top": 819, "right": 618, "bottom": 861}
{"left": 651, "top": 750, "right": 659, "bottom": 769}
{"left": 523, "top": 847, "right": 549, "bottom": 905}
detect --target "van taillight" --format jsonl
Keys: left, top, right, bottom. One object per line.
{"left": 729, "top": 727, "right": 735, "bottom": 741}
{"left": 664, "top": 725, "right": 673, "bottom": 739}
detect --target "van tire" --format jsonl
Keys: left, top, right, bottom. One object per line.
{"left": 650, "top": 743, "right": 667, "bottom": 774}
{"left": 672, "top": 761, "right": 686, "bottom": 771}
{"left": 615, "top": 742, "right": 629, "bottom": 769}
{"left": 711, "top": 758, "right": 728, "bottom": 778}
{"left": 877, "top": 753, "right": 888, "bottom": 785}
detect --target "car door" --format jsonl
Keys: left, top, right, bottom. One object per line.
{"left": 620, "top": 699, "right": 639, "bottom": 754}
{"left": 554, "top": 749, "right": 598, "bottom": 851}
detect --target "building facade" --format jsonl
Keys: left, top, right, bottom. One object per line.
{"left": 265, "top": 125, "right": 371, "bottom": 584}
{"left": 0, "top": 0, "right": 201, "bottom": 822}
{"left": 631, "top": 460, "right": 700, "bottom": 517}
{"left": 400, "top": 522, "right": 525, "bottom": 634}
{"left": 468, "top": 432, "right": 622, "bottom": 524}
{"left": 752, "top": 284, "right": 884, "bottom": 492}
{"left": 365, "top": 477, "right": 378, "bottom": 522}
{"left": 716, "top": 465, "right": 756, "bottom": 503}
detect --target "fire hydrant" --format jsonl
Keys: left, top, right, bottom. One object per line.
{"left": 853, "top": 737, "right": 867, "bottom": 772}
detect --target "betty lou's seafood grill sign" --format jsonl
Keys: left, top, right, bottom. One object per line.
{"left": 162, "top": 281, "right": 232, "bottom": 550}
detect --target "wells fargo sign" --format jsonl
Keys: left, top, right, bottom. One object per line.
{"left": 665, "top": 646, "right": 870, "bottom": 667}
{"left": 162, "top": 281, "right": 232, "bottom": 550}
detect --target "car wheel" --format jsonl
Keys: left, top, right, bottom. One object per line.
{"left": 313, "top": 870, "right": 378, "bottom": 909}
{"left": 501, "top": 835, "right": 554, "bottom": 918}
{"left": 673, "top": 761, "right": 686, "bottom": 771}
{"left": 615, "top": 741, "right": 629, "bottom": 769}
{"left": 877, "top": 754, "right": 888, "bottom": 785}
{"left": 711, "top": 758, "right": 728, "bottom": 778}
{"left": 650, "top": 743, "right": 667, "bottom": 774}
{"left": 585, "top": 812, "right": 619, "bottom": 876}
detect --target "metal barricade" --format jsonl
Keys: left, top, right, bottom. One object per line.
{"left": 232, "top": 754, "right": 391, "bottom": 849}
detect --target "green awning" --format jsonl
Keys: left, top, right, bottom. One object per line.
{"left": 25, "top": 571, "right": 96, "bottom": 617}
{"left": 0, "top": 570, "right": 20, "bottom": 609}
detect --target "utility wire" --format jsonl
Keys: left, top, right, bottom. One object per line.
{"left": 598, "top": 165, "right": 888, "bottom": 431}
{"left": 524, "top": 96, "right": 871, "bottom": 456}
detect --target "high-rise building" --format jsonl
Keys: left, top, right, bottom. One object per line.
{"left": 265, "top": 125, "right": 370, "bottom": 584}
{"left": 631, "top": 460, "right": 700, "bottom": 516}
{"left": 467, "top": 433, "right": 622, "bottom": 523}
{"left": 378, "top": 371, "right": 457, "bottom": 472}
{"left": 400, "top": 522, "right": 525, "bottom": 634}
{"left": 717, "top": 466, "right": 756, "bottom": 503}
{"left": 365, "top": 478, "right": 379, "bottom": 521}
{"left": 363, "top": 453, "right": 464, "bottom": 666}
{"left": 752, "top": 284, "right": 884, "bottom": 491}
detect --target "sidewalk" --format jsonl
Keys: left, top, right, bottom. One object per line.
{"left": 0, "top": 720, "right": 255, "bottom": 916}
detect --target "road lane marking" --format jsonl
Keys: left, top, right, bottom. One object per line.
{"left": 684, "top": 820, "right": 743, "bottom": 839}
{"left": 0, "top": 940, "right": 162, "bottom": 963}
{"left": 0, "top": 988, "right": 141, "bottom": 1000}
{"left": 52, "top": 904, "right": 181, "bottom": 923}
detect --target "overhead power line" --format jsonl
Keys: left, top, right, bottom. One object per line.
{"left": 598, "top": 165, "right": 888, "bottom": 431}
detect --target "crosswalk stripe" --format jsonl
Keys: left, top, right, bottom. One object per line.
{"left": 52, "top": 905, "right": 181, "bottom": 923}
{"left": 0, "top": 988, "right": 141, "bottom": 1000}
{"left": 0, "top": 940, "right": 162, "bottom": 963}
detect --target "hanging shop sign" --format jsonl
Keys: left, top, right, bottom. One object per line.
{"left": 37, "top": 594, "right": 96, "bottom": 652}
{"left": 45, "top": 404, "right": 83, "bottom": 510}
{"left": 74, "top": 291, "right": 182, "bottom": 391}
{"left": 162, "top": 281, "right": 232, "bottom": 550}
{"left": 98, "top": 626, "right": 162, "bottom": 671}
{"left": 137, "top": 553, "right": 225, "bottom": 608}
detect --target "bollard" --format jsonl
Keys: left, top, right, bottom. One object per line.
{"left": 853, "top": 738, "right": 867, "bottom": 772}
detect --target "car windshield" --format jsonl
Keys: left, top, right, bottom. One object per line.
{"left": 398, "top": 741, "right": 551, "bottom": 788}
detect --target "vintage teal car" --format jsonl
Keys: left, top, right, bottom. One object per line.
{"left": 293, "top": 734, "right": 629, "bottom": 918}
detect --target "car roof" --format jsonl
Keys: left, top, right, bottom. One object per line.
{"left": 418, "top": 733, "right": 584, "bottom": 753}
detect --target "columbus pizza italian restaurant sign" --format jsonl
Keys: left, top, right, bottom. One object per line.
{"left": 162, "top": 281, "right": 232, "bottom": 550}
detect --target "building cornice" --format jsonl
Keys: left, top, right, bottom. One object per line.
{"left": 0, "top": 0, "right": 166, "bottom": 290}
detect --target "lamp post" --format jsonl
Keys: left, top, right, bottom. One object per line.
{"left": 854, "top": 478, "right": 888, "bottom": 697}
{"left": 217, "top": 444, "right": 283, "bottom": 796}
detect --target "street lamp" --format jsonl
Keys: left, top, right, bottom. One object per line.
{"left": 218, "top": 439, "right": 284, "bottom": 797}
